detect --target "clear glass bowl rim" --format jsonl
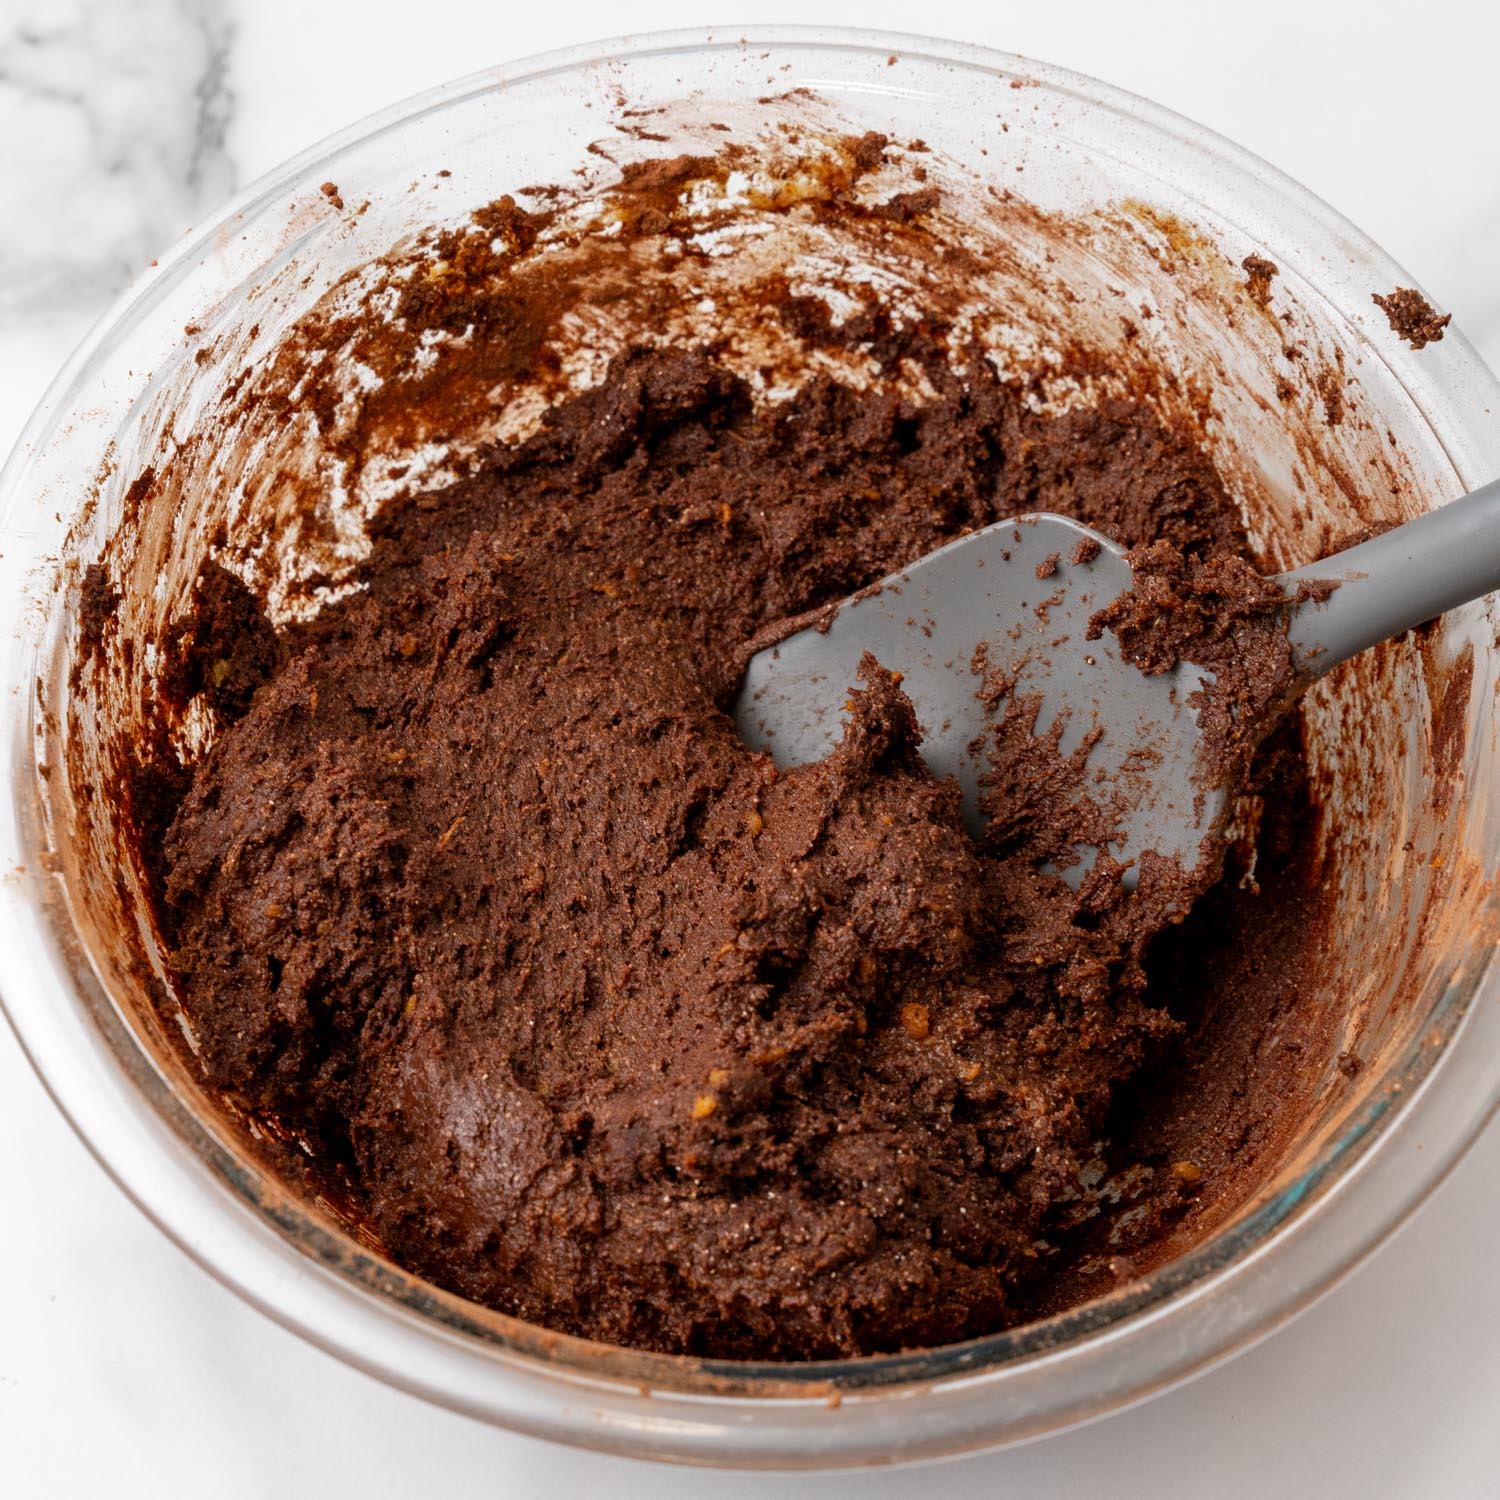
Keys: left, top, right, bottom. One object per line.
{"left": 2, "top": 23, "right": 1499, "bottom": 1469}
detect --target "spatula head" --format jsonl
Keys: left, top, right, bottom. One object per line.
{"left": 734, "top": 514, "right": 1224, "bottom": 887}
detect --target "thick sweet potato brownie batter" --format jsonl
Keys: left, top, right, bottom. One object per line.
{"left": 146, "top": 330, "right": 1326, "bottom": 1358}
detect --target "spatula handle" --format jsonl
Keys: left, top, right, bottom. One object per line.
{"left": 1281, "top": 476, "right": 1500, "bottom": 678}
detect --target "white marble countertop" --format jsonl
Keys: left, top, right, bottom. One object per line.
{"left": 2, "top": 2, "right": 1498, "bottom": 1494}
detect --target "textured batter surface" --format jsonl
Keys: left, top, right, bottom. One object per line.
{"left": 152, "top": 343, "right": 1319, "bottom": 1358}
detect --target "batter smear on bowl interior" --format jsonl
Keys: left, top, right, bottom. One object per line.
{"left": 136, "top": 138, "right": 1337, "bottom": 1360}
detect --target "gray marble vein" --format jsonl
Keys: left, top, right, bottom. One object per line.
{"left": 0, "top": 0, "right": 235, "bottom": 321}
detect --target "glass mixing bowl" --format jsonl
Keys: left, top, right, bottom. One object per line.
{"left": 2, "top": 26, "right": 1499, "bottom": 1470}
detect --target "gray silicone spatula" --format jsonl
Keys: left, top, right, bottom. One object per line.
{"left": 734, "top": 478, "right": 1500, "bottom": 884}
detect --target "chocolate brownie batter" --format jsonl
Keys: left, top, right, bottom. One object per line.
{"left": 146, "top": 329, "right": 1324, "bottom": 1358}
{"left": 1373, "top": 286, "right": 1451, "bottom": 349}
{"left": 1087, "top": 542, "right": 1306, "bottom": 797}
